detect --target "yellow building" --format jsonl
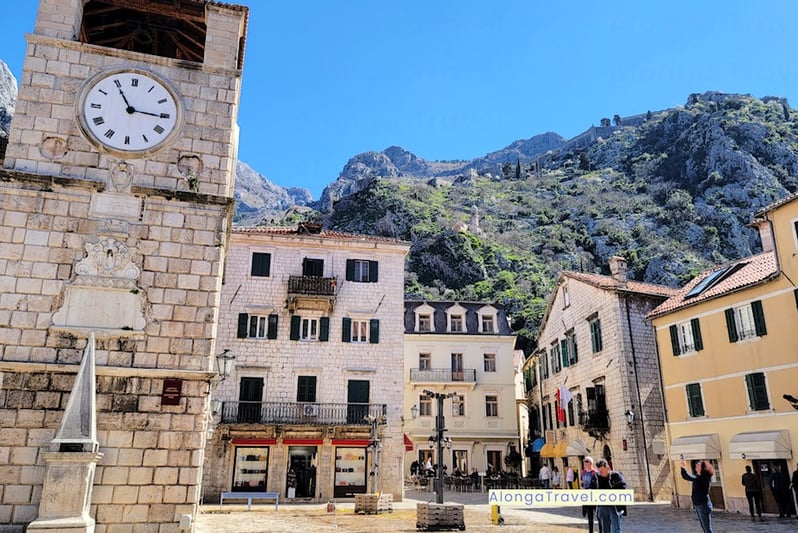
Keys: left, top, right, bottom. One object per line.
{"left": 648, "top": 193, "right": 798, "bottom": 515}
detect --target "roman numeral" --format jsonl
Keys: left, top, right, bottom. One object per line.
{"left": 142, "top": 134, "right": 149, "bottom": 143}
{"left": 148, "top": 86, "right": 155, "bottom": 93}
{"left": 131, "top": 78, "right": 139, "bottom": 87}
{"left": 160, "top": 113, "right": 171, "bottom": 119}
{"left": 98, "top": 89, "right": 108, "bottom": 96}
{"left": 113, "top": 79, "right": 122, "bottom": 88}
{"left": 153, "top": 125, "right": 165, "bottom": 135}
{"left": 158, "top": 98, "right": 167, "bottom": 104}
{"left": 104, "top": 129, "right": 115, "bottom": 139}
{"left": 124, "top": 136, "right": 130, "bottom": 145}
{"left": 90, "top": 103, "right": 101, "bottom": 109}
{"left": 93, "top": 116, "right": 105, "bottom": 126}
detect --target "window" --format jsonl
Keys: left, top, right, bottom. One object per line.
{"left": 567, "top": 391, "right": 575, "bottom": 426}
{"left": 725, "top": 301, "right": 767, "bottom": 342}
{"left": 550, "top": 343, "right": 561, "bottom": 374}
{"left": 745, "top": 372, "right": 770, "bottom": 411}
{"left": 289, "top": 315, "right": 329, "bottom": 342}
{"left": 563, "top": 285, "right": 570, "bottom": 308}
{"left": 481, "top": 315, "right": 495, "bottom": 333}
{"left": 669, "top": 318, "right": 704, "bottom": 355}
{"left": 351, "top": 319, "right": 368, "bottom": 342}
{"left": 346, "top": 259, "right": 378, "bottom": 283}
{"left": 686, "top": 383, "right": 705, "bottom": 417}
{"left": 302, "top": 257, "right": 324, "bottom": 277}
{"left": 565, "top": 330, "right": 578, "bottom": 365}
{"left": 251, "top": 252, "right": 271, "bottom": 277}
{"left": 419, "top": 353, "right": 431, "bottom": 370}
{"left": 451, "top": 353, "right": 464, "bottom": 381}
{"left": 483, "top": 353, "right": 496, "bottom": 372}
{"left": 237, "top": 313, "right": 278, "bottom": 339}
{"left": 589, "top": 316, "right": 603, "bottom": 353}
{"left": 485, "top": 395, "right": 498, "bottom": 417}
{"left": 341, "top": 318, "right": 379, "bottom": 344}
{"left": 419, "top": 396, "right": 432, "bottom": 416}
{"left": 452, "top": 394, "right": 465, "bottom": 416}
{"left": 418, "top": 314, "right": 432, "bottom": 332}
{"left": 297, "top": 376, "right": 317, "bottom": 403}
{"left": 450, "top": 314, "right": 464, "bottom": 332}
{"left": 585, "top": 384, "right": 608, "bottom": 429}
{"left": 540, "top": 351, "right": 549, "bottom": 380}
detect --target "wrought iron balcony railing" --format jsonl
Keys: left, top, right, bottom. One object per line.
{"left": 580, "top": 409, "right": 610, "bottom": 431}
{"left": 218, "top": 401, "right": 386, "bottom": 426}
{"left": 287, "top": 276, "right": 337, "bottom": 296}
{"left": 409, "top": 368, "right": 477, "bottom": 383}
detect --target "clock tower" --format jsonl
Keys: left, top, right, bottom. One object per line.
{"left": 0, "top": 1, "right": 248, "bottom": 531}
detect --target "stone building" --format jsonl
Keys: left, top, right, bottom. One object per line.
{"left": 402, "top": 301, "right": 519, "bottom": 482}
{"left": 202, "top": 225, "right": 410, "bottom": 503}
{"left": 648, "top": 193, "right": 798, "bottom": 515}
{"left": 522, "top": 257, "right": 677, "bottom": 501}
{"left": 0, "top": 1, "right": 247, "bottom": 531}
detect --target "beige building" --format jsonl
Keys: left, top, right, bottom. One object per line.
{"left": 403, "top": 301, "right": 520, "bottom": 480}
{"left": 0, "top": 1, "right": 247, "bottom": 531}
{"left": 648, "top": 193, "right": 798, "bottom": 515}
{"left": 203, "top": 225, "right": 410, "bottom": 503}
{"left": 523, "top": 257, "right": 676, "bottom": 500}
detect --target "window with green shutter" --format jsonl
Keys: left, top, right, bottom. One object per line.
{"left": 745, "top": 372, "right": 769, "bottom": 411}
{"left": 589, "top": 317, "right": 603, "bottom": 353}
{"left": 251, "top": 252, "right": 271, "bottom": 277}
{"left": 686, "top": 383, "right": 705, "bottom": 417}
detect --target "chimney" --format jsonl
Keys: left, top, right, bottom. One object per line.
{"left": 750, "top": 218, "right": 774, "bottom": 252}
{"left": 608, "top": 256, "right": 627, "bottom": 282}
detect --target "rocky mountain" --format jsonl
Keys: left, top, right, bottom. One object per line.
{"left": 233, "top": 160, "right": 312, "bottom": 225}
{"left": 0, "top": 61, "right": 17, "bottom": 155}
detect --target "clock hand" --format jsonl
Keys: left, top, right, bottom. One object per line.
{"left": 117, "top": 86, "right": 136, "bottom": 114}
{"left": 132, "top": 109, "right": 166, "bottom": 118}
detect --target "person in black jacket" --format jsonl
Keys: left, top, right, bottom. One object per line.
{"left": 594, "top": 458, "right": 627, "bottom": 533}
{"left": 769, "top": 464, "right": 791, "bottom": 518}
{"left": 681, "top": 459, "right": 714, "bottom": 533}
{"left": 741, "top": 465, "right": 762, "bottom": 520}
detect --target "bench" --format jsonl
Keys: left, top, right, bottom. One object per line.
{"left": 219, "top": 491, "right": 279, "bottom": 511}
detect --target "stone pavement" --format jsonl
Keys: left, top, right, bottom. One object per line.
{"left": 196, "top": 489, "right": 798, "bottom": 532}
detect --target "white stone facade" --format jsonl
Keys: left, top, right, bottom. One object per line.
{"left": 524, "top": 262, "right": 676, "bottom": 501}
{"left": 403, "top": 301, "right": 520, "bottom": 480}
{"left": 203, "top": 227, "right": 410, "bottom": 503}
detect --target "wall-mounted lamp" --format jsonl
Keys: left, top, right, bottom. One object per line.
{"left": 428, "top": 435, "right": 452, "bottom": 449}
{"left": 216, "top": 349, "right": 235, "bottom": 381}
{"left": 410, "top": 404, "right": 418, "bottom": 419}
{"left": 625, "top": 409, "right": 635, "bottom": 426}
{"left": 210, "top": 399, "right": 222, "bottom": 415}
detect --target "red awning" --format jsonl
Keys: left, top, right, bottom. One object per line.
{"left": 404, "top": 434, "right": 414, "bottom": 451}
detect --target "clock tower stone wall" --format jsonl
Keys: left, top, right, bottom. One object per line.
{"left": 0, "top": 1, "right": 248, "bottom": 532}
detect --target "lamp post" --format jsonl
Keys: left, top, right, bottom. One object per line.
{"left": 423, "top": 389, "right": 455, "bottom": 504}
{"left": 215, "top": 349, "right": 235, "bottom": 381}
{"left": 364, "top": 413, "right": 386, "bottom": 494}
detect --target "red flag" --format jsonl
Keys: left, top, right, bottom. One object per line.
{"left": 555, "top": 387, "right": 565, "bottom": 422}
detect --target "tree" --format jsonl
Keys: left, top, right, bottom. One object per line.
{"left": 600, "top": 117, "right": 611, "bottom": 127}
{"left": 613, "top": 114, "right": 622, "bottom": 126}
{"left": 515, "top": 159, "right": 521, "bottom": 179}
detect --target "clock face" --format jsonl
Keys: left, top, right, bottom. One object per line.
{"left": 79, "top": 70, "right": 181, "bottom": 153}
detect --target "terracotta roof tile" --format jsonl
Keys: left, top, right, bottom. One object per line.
{"left": 233, "top": 226, "right": 410, "bottom": 245}
{"left": 647, "top": 251, "right": 777, "bottom": 318}
{"left": 562, "top": 271, "right": 679, "bottom": 298}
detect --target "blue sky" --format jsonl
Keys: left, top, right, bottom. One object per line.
{"left": 4, "top": 1, "right": 798, "bottom": 199}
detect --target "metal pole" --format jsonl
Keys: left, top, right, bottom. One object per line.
{"left": 436, "top": 394, "right": 445, "bottom": 504}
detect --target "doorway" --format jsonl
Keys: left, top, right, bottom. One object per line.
{"left": 347, "top": 380, "right": 370, "bottom": 424}
{"left": 237, "top": 377, "right": 262, "bottom": 423}
{"left": 753, "top": 459, "right": 794, "bottom": 515}
{"left": 287, "top": 446, "right": 317, "bottom": 498}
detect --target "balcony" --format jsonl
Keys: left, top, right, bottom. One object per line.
{"left": 286, "top": 275, "right": 337, "bottom": 312}
{"left": 410, "top": 368, "right": 477, "bottom": 383}
{"left": 580, "top": 409, "right": 610, "bottom": 438}
{"left": 218, "top": 401, "right": 386, "bottom": 426}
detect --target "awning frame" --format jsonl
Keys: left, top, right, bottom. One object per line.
{"left": 668, "top": 433, "right": 722, "bottom": 460}
{"left": 728, "top": 430, "right": 792, "bottom": 460}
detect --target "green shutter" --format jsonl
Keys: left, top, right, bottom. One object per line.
{"left": 289, "top": 315, "right": 301, "bottom": 340}
{"left": 237, "top": 313, "right": 249, "bottom": 338}
{"left": 345, "top": 259, "right": 354, "bottom": 281}
{"left": 751, "top": 300, "right": 767, "bottom": 336}
{"left": 724, "top": 308, "right": 738, "bottom": 343}
{"left": 369, "top": 261, "right": 379, "bottom": 283}
{"left": 746, "top": 373, "right": 769, "bottom": 410}
{"left": 251, "top": 252, "right": 271, "bottom": 276}
{"left": 342, "top": 317, "right": 352, "bottom": 342}
{"left": 561, "top": 339, "right": 569, "bottom": 368}
{"left": 690, "top": 318, "right": 703, "bottom": 351}
{"left": 669, "top": 325, "right": 681, "bottom": 356}
{"left": 319, "top": 317, "right": 329, "bottom": 342}
{"left": 267, "top": 314, "right": 279, "bottom": 339}
{"left": 369, "top": 319, "right": 379, "bottom": 344}
{"left": 686, "top": 383, "right": 704, "bottom": 417}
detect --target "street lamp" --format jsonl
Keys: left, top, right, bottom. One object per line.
{"left": 215, "top": 349, "right": 235, "bottom": 381}
{"left": 364, "top": 413, "right": 386, "bottom": 494}
{"left": 410, "top": 404, "right": 418, "bottom": 419}
{"left": 422, "top": 389, "right": 456, "bottom": 504}
{"left": 625, "top": 409, "right": 635, "bottom": 426}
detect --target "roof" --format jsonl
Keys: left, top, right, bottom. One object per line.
{"left": 403, "top": 300, "right": 514, "bottom": 336}
{"left": 234, "top": 225, "right": 410, "bottom": 246}
{"left": 755, "top": 190, "right": 798, "bottom": 217}
{"left": 561, "top": 271, "right": 679, "bottom": 299}
{"left": 647, "top": 251, "right": 778, "bottom": 318}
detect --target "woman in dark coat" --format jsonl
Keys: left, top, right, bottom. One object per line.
{"left": 680, "top": 459, "right": 714, "bottom": 533}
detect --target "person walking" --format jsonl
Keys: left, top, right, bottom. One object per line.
{"left": 594, "top": 458, "right": 626, "bottom": 533}
{"left": 681, "top": 459, "right": 714, "bottom": 532}
{"left": 565, "top": 465, "right": 575, "bottom": 490}
{"left": 581, "top": 456, "right": 602, "bottom": 533}
{"left": 539, "top": 463, "right": 551, "bottom": 489}
{"left": 741, "top": 465, "right": 762, "bottom": 521}
{"left": 769, "top": 464, "right": 791, "bottom": 518}
{"left": 551, "top": 466, "right": 561, "bottom": 489}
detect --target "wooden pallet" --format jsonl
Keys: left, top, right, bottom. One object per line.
{"left": 416, "top": 503, "right": 465, "bottom": 531}
{"left": 354, "top": 493, "right": 393, "bottom": 514}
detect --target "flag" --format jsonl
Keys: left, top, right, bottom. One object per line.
{"left": 557, "top": 385, "right": 572, "bottom": 423}
{"left": 555, "top": 387, "right": 565, "bottom": 423}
